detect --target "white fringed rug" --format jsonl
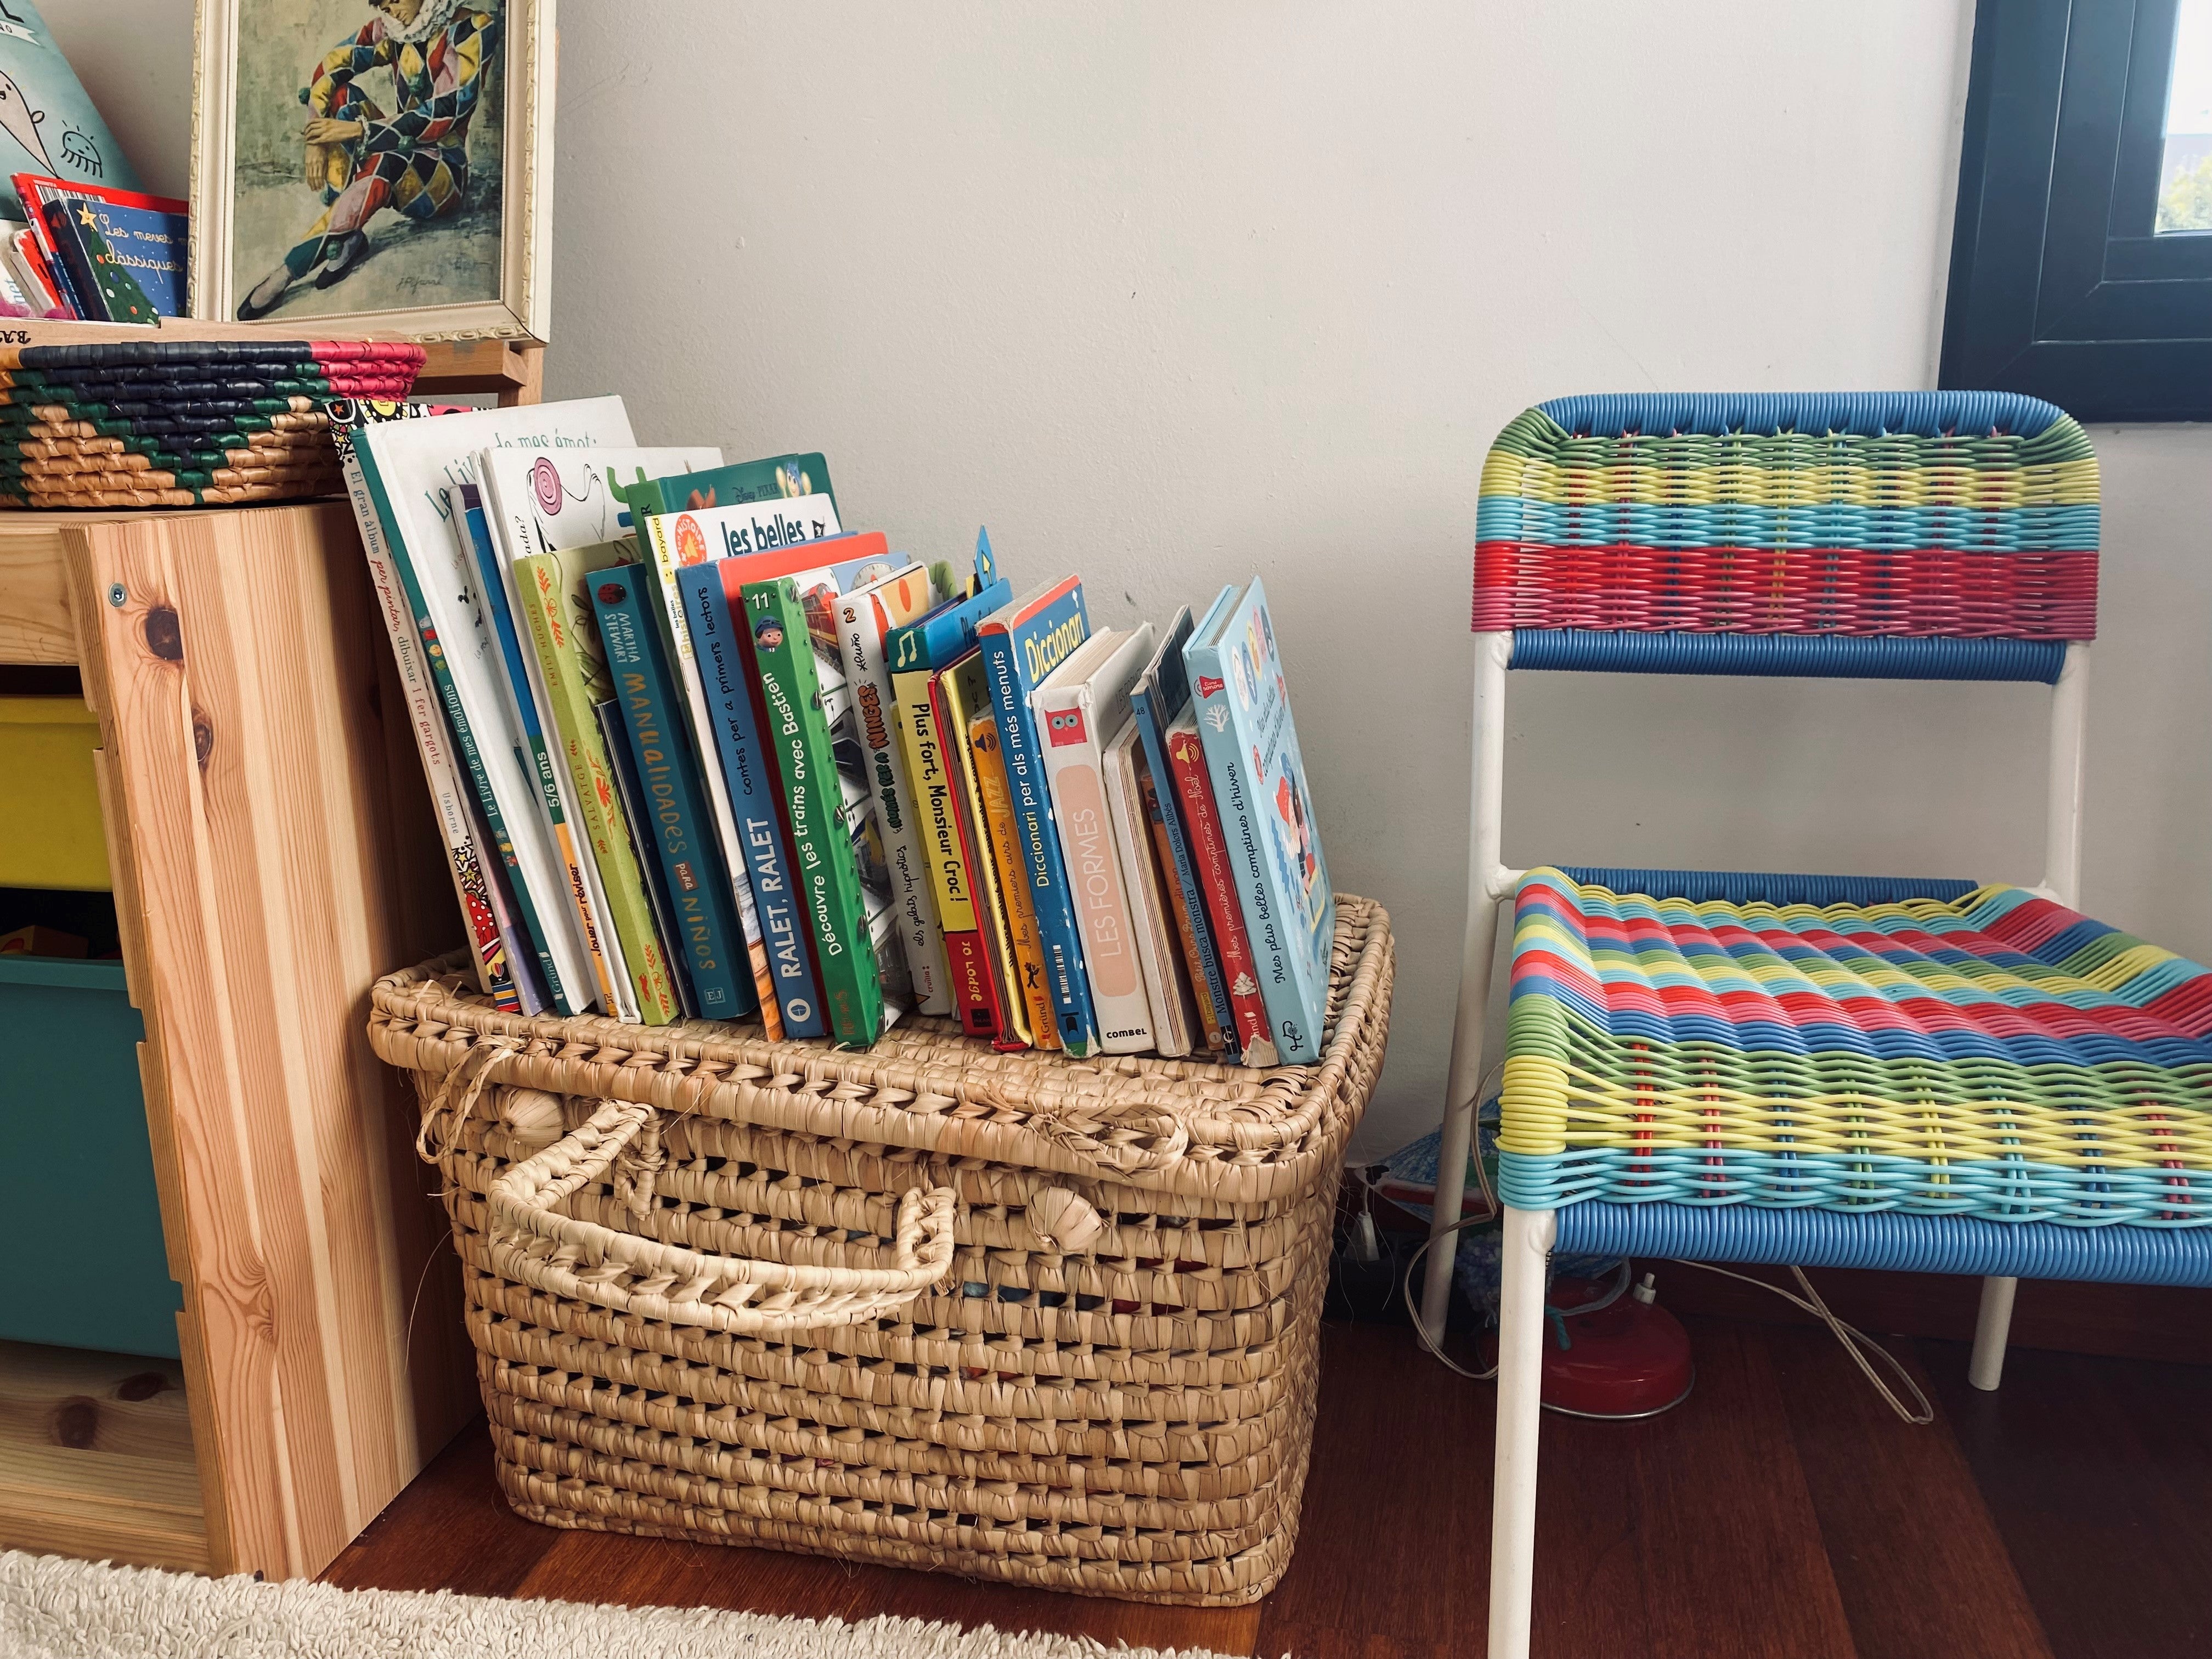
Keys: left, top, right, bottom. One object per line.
{"left": 0, "top": 1551, "right": 1246, "bottom": 1659}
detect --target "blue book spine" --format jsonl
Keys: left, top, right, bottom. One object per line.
{"left": 593, "top": 565, "right": 757, "bottom": 1019}
{"left": 678, "top": 564, "right": 829, "bottom": 1040}
{"left": 1130, "top": 680, "right": 1236, "bottom": 1058}
{"left": 975, "top": 590, "right": 1097, "bottom": 1055}
{"left": 1182, "top": 589, "right": 1331, "bottom": 1065}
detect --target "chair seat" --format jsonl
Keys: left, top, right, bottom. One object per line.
{"left": 1497, "top": 870, "right": 2212, "bottom": 1238}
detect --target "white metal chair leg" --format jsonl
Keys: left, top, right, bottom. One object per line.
{"left": 1422, "top": 633, "right": 1516, "bottom": 1338}
{"left": 1968, "top": 1274, "right": 2017, "bottom": 1390}
{"left": 1488, "top": 1204, "right": 1555, "bottom": 1659}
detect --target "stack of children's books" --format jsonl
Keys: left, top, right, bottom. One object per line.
{"left": 337, "top": 396, "right": 1335, "bottom": 1065}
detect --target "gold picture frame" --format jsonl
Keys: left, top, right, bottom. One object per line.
{"left": 188, "top": 0, "right": 553, "bottom": 340}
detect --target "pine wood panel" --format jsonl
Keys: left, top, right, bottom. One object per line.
{"left": 64, "top": 501, "right": 473, "bottom": 1579}
{"left": 0, "top": 523, "right": 75, "bottom": 663}
{"left": 0, "top": 1340, "right": 206, "bottom": 1572}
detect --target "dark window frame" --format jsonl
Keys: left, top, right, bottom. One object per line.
{"left": 1942, "top": 0, "right": 2212, "bottom": 421}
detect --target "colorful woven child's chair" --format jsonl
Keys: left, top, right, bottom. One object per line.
{"left": 1420, "top": 392, "right": 2212, "bottom": 1659}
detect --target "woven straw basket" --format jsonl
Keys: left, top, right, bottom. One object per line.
{"left": 368, "top": 895, "right": 1392, "bottom": 1605}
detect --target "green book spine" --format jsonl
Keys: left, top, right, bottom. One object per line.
{"left": 741, "top": 575, "right": 883, "bottom": 1046}
{"left": 513, "top": 549, "right": 681, "bottom": 1024}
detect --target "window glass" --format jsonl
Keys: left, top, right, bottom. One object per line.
{"left": 2157, "top": 0, "right": 2212, "bottom": 231}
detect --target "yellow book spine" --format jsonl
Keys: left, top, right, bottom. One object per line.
{"left": 969, "top": 709, "right": 1060, "bottom": 1051}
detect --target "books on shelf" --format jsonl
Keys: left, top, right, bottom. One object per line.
{"left": 355, "top": 417, "right": 1337, "bottom": 1068}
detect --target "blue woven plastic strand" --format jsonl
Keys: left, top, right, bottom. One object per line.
{"left": 1472, "top": 497, "right": 2099, "bottom": 551}
{"left": 1509, "top": 629, "right": 2068, "bottom": 682}
{"left": 1552, "top": 867, "right": 1979, "bottom": 906}
{"left": 1532, "top": 391, "right": 2066, "bottom": 442}
{"left": 1551, "top": 1202, "right": 2212, "bottom": 1286}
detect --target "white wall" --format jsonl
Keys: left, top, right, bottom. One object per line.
{"left": 54, "top": 2, "right": 2212, "bottom": 1160}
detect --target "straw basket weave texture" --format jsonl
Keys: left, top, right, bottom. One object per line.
{"left": 368, "top": 895, "right": 1393, "bottom": 1605}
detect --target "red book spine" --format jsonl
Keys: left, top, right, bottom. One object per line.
{"left": 1165, "top": 720, "right": 1276, "bottom": 1063}
{"left": 930, "top": 673, "right": 1007, "bottom": 1043}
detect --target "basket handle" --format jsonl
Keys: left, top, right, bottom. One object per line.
{"left": 486, "top": 1098, "right": 957, "bottom": 1333}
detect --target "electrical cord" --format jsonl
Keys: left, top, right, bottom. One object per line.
{"left": 1667, "top": 1260, "right": 1934, "bottom": 1425}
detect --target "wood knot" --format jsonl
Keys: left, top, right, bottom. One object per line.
{"left": 191, "top": 705, "right": 215, "bottom": 772}
{"left": 50, "top": 1396, "right": 99, "bottom": 1448}
{"left": 115, "top": 1372, "right": 171, "bottom": 1402}
{"left": 142, "top": 605, "right": 183, "bottom": 662}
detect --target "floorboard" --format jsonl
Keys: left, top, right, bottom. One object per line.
{"left": 1769, "top": 1325, "right": 2052, "bottom": 1659}
{"left": 313, "top": 1318, "right": 2212, "bottom": 1659}
{"left": 1926, "top": 1340, "right": 2212, "bottom": 1659}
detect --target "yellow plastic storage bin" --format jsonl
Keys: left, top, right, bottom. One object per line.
{"left": 0, "top": 697, "right": 110, "bottom": 890}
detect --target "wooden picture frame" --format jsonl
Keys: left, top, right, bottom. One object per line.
{"left": 188, "top": 0, "right": 553, "bottom": 341}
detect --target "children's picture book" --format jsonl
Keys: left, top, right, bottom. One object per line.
{"left": 1129, "top": 606, "right": 1236, "bottom": 1056}
{"left": 1034, "top": 625, "right": 1159, "bottom": 1053}
{"left": 1104, "top": 719, "right": 1199, "bottom": 1058}
{"left": 0, "top": 5, "right": 146, "bottom": 220}
{"left": 968, "top": 704, "right": 1059, "bottom": 1049}
{"left": 330, "top": 400, "right": 521, "bottom": 1013}
{"left": 742, "top": 574, "right": 892, "bottom": 1046}
{"left": 974, "top": 577, "right": 1097, "bottom": 1055}
{"left": 14, "top": 176, "right": 185, "bottom": 317}
{"left": 593, "top": 564, "right": 757, "bottom": 1020}
{"left": 638, "top": 495, "right": 852, "bottom": 1013}
{"left": 350, "top": 396, "right": 637, "bottom": 1016}
{"left": 1135, "top": 738, "right": 1223, "bottom": 1052}
{"left": 512, "top": 533, "right": 690, "bottom": 1028}
{"left": 479, "top": 447, "right": 724, "bottom": 1026}
{"left": 450, "top": 482, "right": 637, "bottom": 1024}
{"left": 1165, "top": 706, "right": 1276, "bottom": 1064}
{"left": 597, "top": 696, "right": 696, "bottom": 1018}
{"left": 887, "top": 578, "right": 1013, "bottom": 1042}
{"left": 835, "top": 562, "right": 958, "bottom": 1017}
{"left": 616, "top": 452, "right": 837, "bottom": 562}
{"left": 940, "top": 650, "right": 1029, "bottom": 1048}
{"left": 1184, "top": 580, "right": 1334, "bottom": 1065}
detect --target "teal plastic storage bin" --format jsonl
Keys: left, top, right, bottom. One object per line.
{"left": 0, "top": 953, "right": 182, "bottom": 1357}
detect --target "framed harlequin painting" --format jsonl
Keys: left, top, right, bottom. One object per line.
{"left": 188, "top": 0, "right": 554, "bottom": 340}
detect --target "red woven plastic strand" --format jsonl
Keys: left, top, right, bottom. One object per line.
{"left": 1469, "top": 543, "right": 2098, "bottom": 639}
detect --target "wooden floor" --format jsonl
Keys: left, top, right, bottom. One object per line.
{"left": 321, "top": 1316, "right": 2211, "bottom": 1658}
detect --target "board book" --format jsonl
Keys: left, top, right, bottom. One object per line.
{"left": 593, "top": 564, "right": 757, "bottom": 1019}
{"left": 1130, "top": 606, "right": 1236, "bottom": 1056}
{"left": 1183, "top": 580, "right": 1334, "bottom": 1065}
{"left": 1033, "top": 625, "right": 1158, "bottom": 1054}
{"left": 939, "top": 650, "right": 1028, "bottom": 1048}
{"left": 974, "top": 577, "right": 1097, "bottom": 1054}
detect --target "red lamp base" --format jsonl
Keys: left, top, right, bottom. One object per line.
{"left": 1538, "top": 1273, "right": 1696, "bottom": 1419}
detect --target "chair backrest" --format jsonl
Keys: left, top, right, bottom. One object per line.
{"left": 1474, "top": 391, "right": 2099, "bottom": 685}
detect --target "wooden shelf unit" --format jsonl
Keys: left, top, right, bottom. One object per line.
{"left": 0, "top": 503, "right": 476, "bottom": 1578}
